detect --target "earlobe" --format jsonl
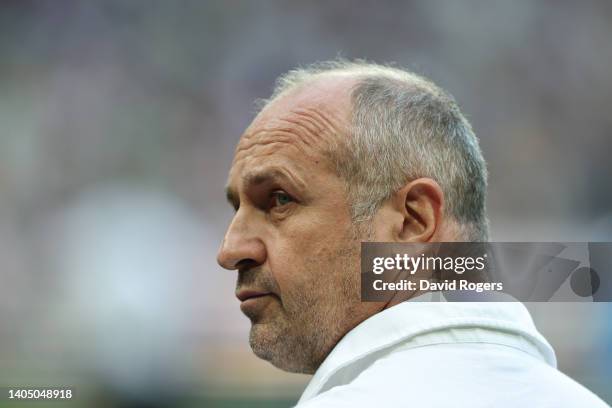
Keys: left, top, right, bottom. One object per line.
{"left": 397, "top": 179, "right": 444, "bottom": 242}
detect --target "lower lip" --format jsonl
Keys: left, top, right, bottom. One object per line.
{"left": 240, "top": 294, "right": 272, "bottom": 312}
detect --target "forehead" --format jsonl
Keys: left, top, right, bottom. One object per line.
{"left": 228, "top": 75, "right": 355, "bottom": 183}
{"left": 253, "top": 74, "right": 354, "bottom": 131}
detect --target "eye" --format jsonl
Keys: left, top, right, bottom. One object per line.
{"left": 271, "top": 190, "right": 294, "bottom": 208}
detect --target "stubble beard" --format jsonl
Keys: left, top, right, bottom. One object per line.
{"left": 248, "top": 221, "right": 373, "bottom": 374}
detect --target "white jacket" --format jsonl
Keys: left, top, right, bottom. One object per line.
{"left": 296, "top": 297, "right": 609, "bottom": 407}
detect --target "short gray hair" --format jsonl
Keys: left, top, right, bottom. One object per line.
{"left": 265, "top": 59, "right": 489, "bottom": 241}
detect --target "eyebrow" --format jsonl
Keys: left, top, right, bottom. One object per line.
{"left": 225, "top": 187, "right": 239, "bottom": 210}
{"left": 224, "top": 168, "right": 306, "bottom": 210}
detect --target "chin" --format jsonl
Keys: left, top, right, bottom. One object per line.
{"left": 248, "top": 323, "right": 316, "bottom": 374}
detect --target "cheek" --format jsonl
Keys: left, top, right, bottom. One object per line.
{"left": 267, "top": 224, "right": 359, "bottom": 295}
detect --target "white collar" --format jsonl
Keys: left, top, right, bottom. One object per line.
{"left": 298, "top": 296, "right": 556, "bottom": 404}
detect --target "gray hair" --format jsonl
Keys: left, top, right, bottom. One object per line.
{"left": 264, "top": 59, "right": 489, "bottom": 241}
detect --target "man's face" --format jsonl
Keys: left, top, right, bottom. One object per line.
{"left": 217, "top": 80, "right": 378, "bottom": 373}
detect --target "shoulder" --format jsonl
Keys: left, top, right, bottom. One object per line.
{"left": 297, "top": 342, "right": 610, "bottom": 408}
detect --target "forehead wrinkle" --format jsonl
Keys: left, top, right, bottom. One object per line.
{"left": 292, "top": 106, "right": 346, "bottom": 139}
{"left": 286, "top": 108, "right": 327, "bottom": 134}
{"left": 281, "top": 107, "right": 348, "bottom": 151}
{"left": 236, "top": 116, "right": 326, "bottom": 160}
{"left": 243, "top": 166, "right": 307, "bottom": 191}
{"left": 247, "top": 105, "right": 344, "bottom": 153}
{"left": 236, "top": 129, "right": 294, "bottom": 153}
{"left": 234, "top": 132, "right": 313, "bottom": 165}
{"left": 273, "top": 117, "right": 324, "bottom": 150}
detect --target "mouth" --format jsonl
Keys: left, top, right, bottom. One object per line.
{"left": 236, "top": 290, "right": 276, "bottom": 317}
{"left": 236, "top": 289, "right": 272, "bottom": 302}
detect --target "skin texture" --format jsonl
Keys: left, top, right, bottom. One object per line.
{"left": 217, "top": 74, "right": 455, "bottom": 374}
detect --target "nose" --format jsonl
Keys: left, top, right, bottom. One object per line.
{"left": 217, "top": 211, "right": 266, "bottom": 271}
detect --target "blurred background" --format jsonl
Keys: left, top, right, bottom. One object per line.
{"left": 1, "top": 1, "right": 611, "bottom": 407}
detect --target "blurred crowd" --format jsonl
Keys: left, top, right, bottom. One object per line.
{"left": 1, "top": 1, "right": 611, "bottom": 406}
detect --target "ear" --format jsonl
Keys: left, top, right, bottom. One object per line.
{"left": 395, "top": 178, "right": 444, "bottom": 242}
